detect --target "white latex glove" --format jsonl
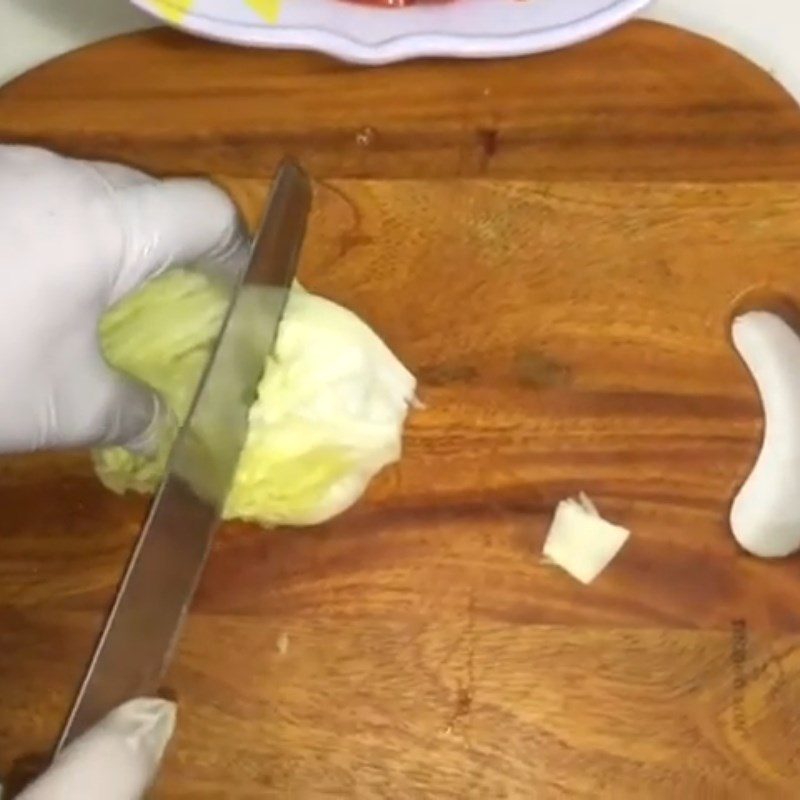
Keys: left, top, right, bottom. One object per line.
{"left": 16, "top": 698, "right": 176, "bottom": 800}
{"left": 0, "top": 145, "right": 246, "bottom": 453}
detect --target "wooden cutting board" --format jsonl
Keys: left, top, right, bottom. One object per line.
{"left": 2, "top": 21, "right": 800, "bottom": 799}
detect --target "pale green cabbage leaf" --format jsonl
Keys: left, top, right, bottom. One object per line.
{"left": 94, "top": 268, "right": 416, "bottom": 526}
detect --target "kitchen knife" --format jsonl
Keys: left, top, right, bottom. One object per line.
{"left": 56, "top": 159, "right": 312, "bottom": 751}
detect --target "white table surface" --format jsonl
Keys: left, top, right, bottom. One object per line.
{"left": 0, "top": 0, "right": 799, "bottom": 103}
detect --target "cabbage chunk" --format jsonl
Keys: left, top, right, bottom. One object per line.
{"left": 94, "top": 269, "right": 416, "bottom": 526}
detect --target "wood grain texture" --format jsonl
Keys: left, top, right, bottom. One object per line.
{"left": 3, "top": 23, "right": 800, "bottom": 182}
{"left": 1, "top": 20, "right": 800, "bottom": 798}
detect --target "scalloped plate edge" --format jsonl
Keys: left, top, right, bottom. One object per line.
{"left": 131, "top": 0, "right": 652, "bottom": 65}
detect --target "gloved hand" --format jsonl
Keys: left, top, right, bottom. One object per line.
{"left": 17, "top": 698, "right": 176, "bottom": 800}
{"left": 0, "top": 145, "right": 246, "bottom": 453}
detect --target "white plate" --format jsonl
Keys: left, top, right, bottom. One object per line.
{"left": 131, "top": 0, "right": 652, "bottom": 65}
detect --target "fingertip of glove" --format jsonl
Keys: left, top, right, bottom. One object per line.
{"left": 112, "top": 176, "right": 246, "bottom": 293}
{"left": 109, "top": 697, "right": 178, "bottom": 742}
{"left": 120, "top": 390, "right": 169, "bottom": 457}
{"left": 156, "top": 177, "right": 240, "bottom": 230}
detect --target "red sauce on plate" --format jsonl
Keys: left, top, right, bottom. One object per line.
{"left": 343, "top": 0, "right": 453, "bottom": 6}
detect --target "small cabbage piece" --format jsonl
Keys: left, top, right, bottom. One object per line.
{"left": 94, "top": 268, "right": 416, "bottom": 526}
{"left": 542, "top": 493, "right": 630, "bottom": 584}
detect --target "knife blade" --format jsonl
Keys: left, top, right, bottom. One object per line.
{"left": 56, "top": 159, "right": 312, "bottom": 751}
